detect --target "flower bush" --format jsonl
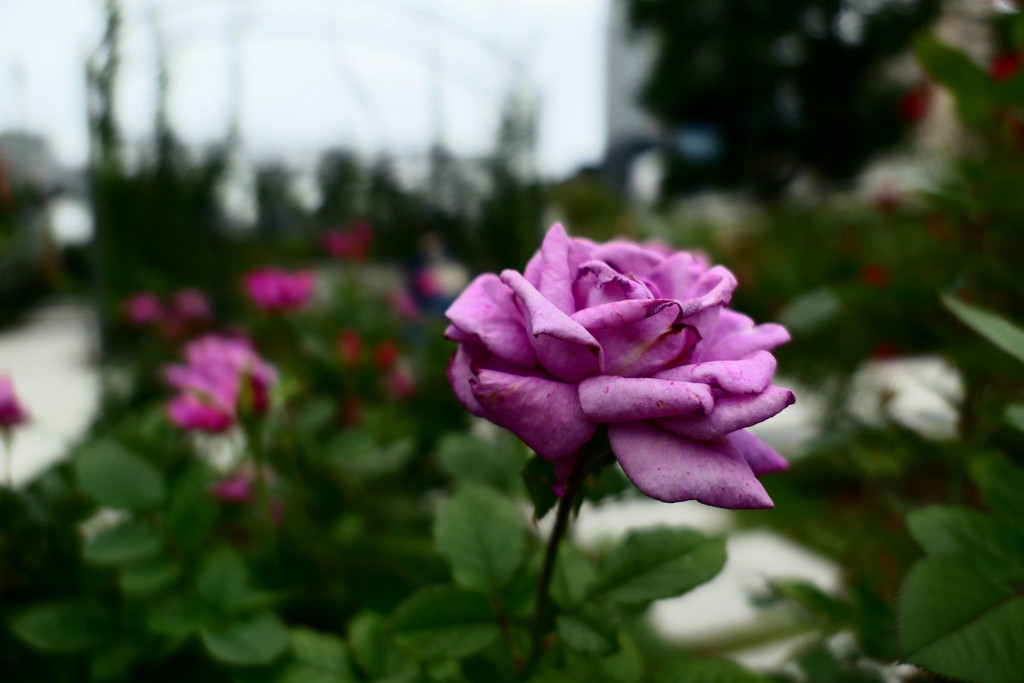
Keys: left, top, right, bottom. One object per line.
{"left": 446, "top": 223, "right": 794, "bottom": 508}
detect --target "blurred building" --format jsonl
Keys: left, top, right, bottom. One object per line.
{"left": 602, "top": 0, "right": 661, "bottom": 200}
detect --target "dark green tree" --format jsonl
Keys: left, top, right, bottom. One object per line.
{"left": 629, "top": 0, "right": 944, "bottom": 198}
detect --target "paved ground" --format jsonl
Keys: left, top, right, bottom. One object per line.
{"left": 0, "top": 301, "right": 960, "bottom": 674}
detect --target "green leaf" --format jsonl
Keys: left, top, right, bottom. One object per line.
{"left": 556, "top": 607, "right": 619, "bottom": 656}
{"left": 10, "top": 599, "right": 113, "bottom": 654}
{"left": 777, "top": 288, "right": 841, "bottom": 334}
{"left": 434, "top": 484, "right": 526, "bottom": 594}
{"left": 89, "top": 639, "right": 140, "bottom": 681}
{"left": 436, "top": 432, "right": 528, "bottom": 493}
{"left": 198, "top": 547, "right": 270, "bottom": 614}
{"left": 550, "top": 543, "right": 595, "bottom": 609}
{"left": 348, "top": 613, "right": 386, "bottom": 679}
{"left": 165, "top": 464, "right": 219, "bottom": 549}
{"left": 653, "top": 657, "right": 769, "bottom": 683}
{"left": 587, "top": 527, "right": 726, "bottom": 605}
{"left": 147, "top": 596, "right": 208, "bottom": 639}
{"left": 83, "top": 520, "right": 162, "bottom": 565}
{"left": 387, "top": 585, "right": 500, "bottom": 660}
{"left": 914, "top": 38, "right": 993, "bottom": 129}
{"left": 75, "top": 440, "right": 166, "bottom": 509}
{"left": 200, "top": 612, "right": 290, "bottom": 666}
{"left": 908, "top": 505, "right": 1024, "bottom": 566}
{"left": 770, "top": 579, "right": 850, "bottom": 624}
{"left": 279, "top": 628, "right": 354, "bottom": 683}
{"left": 1005, "top": 404, "right": 1024, "bottom": 433}
{"left": 941, "top": 294, "right": 1024, "bottom": 365}
{"left": 521, "top": 455, "right": 559, "bottom": 519}
{"left": 970, "top": 455, "right": 1024, "bottom": 529}
{"left": 121, "top": 557, "right": 181, "bottom": 595}
{"left": 601, "top": 632, "right": 643, "bottom": 683}
{"left": 899, "top": 554, "right": 1024, "bottom": 683}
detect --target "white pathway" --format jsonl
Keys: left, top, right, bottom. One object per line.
{"left": 0, "top": 302, "right": 960, "bottom": 674}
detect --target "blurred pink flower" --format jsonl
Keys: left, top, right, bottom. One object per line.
{"left": 389, "top": 287, "right": 421, "bottom": 320}
{"left": 211, "top": 474, "right": 253, "bottom": 503}
{"left": 414, "top": 268, "right": 445, "bottom": 298}
{"left": 123, "top": 293, "right": 163, "bottom": 327}
{"left": 0, "top": 376, "right": 29, "bottom": 430}
{"left": 172, "top": 289, "right": 213, "bottom": 322}
{"left": 244, "top": 268, "right": 316, "bottom": 313}
{"left": 323, "top": 220, "right": 372, "bottom": 260}
{"left": 164, "top": 335, "right": 276, "bottom": 432}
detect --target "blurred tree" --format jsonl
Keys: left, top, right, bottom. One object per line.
{"left": 628, "top": 0, "right": 944, "bottom": 198}
{"left": 316, "top": 149, "right": 364, "bottom": 228}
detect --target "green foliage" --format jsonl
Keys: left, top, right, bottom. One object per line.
{"left": 83, "top": 520, "right": 162, "bottom": 565}
{"left": 434, "top": 484, "right": 527, "bottom": 594}
{"left": 942, "top": 295, "right": 1024, "bottom": 365}
{"left": 200, "top": 612, "right": 291, "bottom": 666}
{"left": 11, "top": 600, "right": 113, "bottom": 654}
{"left": 653, "top": 657, "right": 769, "bottom": 683}
{"left": 278, "top": 628, "right": 355, "bottom": 683}
{"left": 386, "top": 586, "right": 501, "bottom": 660}
{"left": 75, "top": 440, "right": 166, "bottom": 509}
{"left": 587, "top": 527, "right": 726, "bottom": 605}
{"left": 898, "top": 458, "right": 1024, "bottom": 682}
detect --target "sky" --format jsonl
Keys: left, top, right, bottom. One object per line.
{"left": 0, "top": 0, "right": 611, "bottom": 178}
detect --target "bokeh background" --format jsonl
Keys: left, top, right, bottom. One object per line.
{"left": 2, "top": 0, "right": 1023, "bottom": 681}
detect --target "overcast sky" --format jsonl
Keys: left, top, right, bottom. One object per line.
{"left": 0, "top": 0, "right": 611, "bottom": 178}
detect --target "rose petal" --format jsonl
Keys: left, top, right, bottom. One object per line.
{"left": 575, "top": 260, "right": 654, "bottom": 307}
{"left": 470, "top": 368, "right": 597, "bottom": 459}
{"left": 608, "top": 420, "right": 773, "bottom": 508}
{"left": 578, "top": 376, "right": 713, "bottom": 422}
{"left": 647, "top": 252, "right": 713, "bottom": 300}
{"left": 571, "top": 298, "right": 680, "bottom": 330}
{"left": 501, "top": 269, "right": 601, "bottom": 382}
{"left": 657, "top": 384, "right": 796, "bottom": 440}
{"left": 727, "top": 429, "right": 788, "bottom": 475}
{"left": 701, "top": 323, "right": 791, "bottom": 362}
{"left": 593, "top": 305, "right": 696, "bottom": 378}
{"left": 654, "top": 350, "right": 777, "bottom": 394}
{"left": 446, "top": 346, "right": 490, "bottom": 418}
{"left": 446, "top": 274, "right": 537, "bottom": 367}
{"left": 589, "top": 241, "right": 666, "bottom": 278}
{"left": 538, "top": 223, "right": 577, "bottom": 315}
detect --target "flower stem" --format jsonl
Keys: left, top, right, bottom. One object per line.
{"left": 527, "top": 474, "right": 579, "bottom": 670}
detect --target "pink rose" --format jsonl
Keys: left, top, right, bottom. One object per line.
{"left": 0, "top": 376, "right": 29, "bottom": 430}
{"left": 445, "top": 224, "right": 794, "bottom": 509}
{"left": 165, "top": 335, "right": 276, "bottom": 432}
{"left": 244, "top": 268, "right": 316, "bottom": 313}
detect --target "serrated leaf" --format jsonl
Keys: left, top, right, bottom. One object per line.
{"left": 75, "top": 440, "right": 166, "bottom": 509}
{"left": 970, "top": 456, "right": 1024, "bottom": 530}
{"left": 550, "top": 543, "right": 595, "bottom": 609}
{"left": 942, "top": 295, "right": 1024, "bottom": 365}
{"left": 900, "top": 554, "right": 1024, "bottom": 683}
{"left": 200, "top": 612, "right": 290, "bottom": 666}
{"left": 121, "top": 557, "right": 181, "bottom": 595}
{"left": 653, "top": 657, "right": 769, "bottom": 683}
{"left": 522, "top": 455, "right": 558, "bottom": 519}
{"left": 387, "top": 585, "right": 500, "bottom": 660}
{"left": 434, "top": 484, "right": 526, "bottom": 594}
{"left": 279, "top": 628, "right": 354, "bottom": 683}
{"left": 10, "top": 599, "right": 113, "bottom": 654}
{"left": 908, "top": 505, "right": 1024, "bottom": 567}
{"left": 587, "top": 527, "right": 726, "bottom": 605}
{"left": 83, "top": 520, "right": 162, "bottom": 565}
